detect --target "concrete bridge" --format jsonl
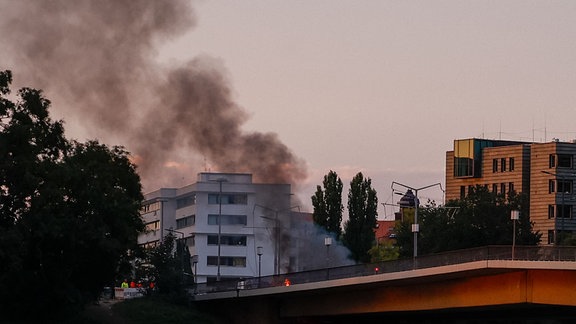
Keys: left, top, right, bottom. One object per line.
{"left": 193, "top": 246, "right": 576, "bottom": 323}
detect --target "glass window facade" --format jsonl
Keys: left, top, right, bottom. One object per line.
{"left": 558, "top": 205, "right": 573, "bottom": 218}
{"left": 454, "top": 139, "right": 493, "bottom": 178}
{"left": 176, "top": 215, "right": 195, "bottom": 229}
{"left": 208, "top": 194, "right": 248, "bottom": 205}
{"left": 558, "top": 154, "right": 573, "bottom": 168}
{"left": 207, "top": 256, "right": 246, "bottom": 267}
{"left": 207, "top": 214, "right": 247, "bottom": 226}
{"left": 176, "top": 194, "right": 196, "bottom": 209}
{"left": 207, "top": 235, "right": 247, "bottom": 246}
{"left": 558, "top": 180, "right": 573, "bottom": 194}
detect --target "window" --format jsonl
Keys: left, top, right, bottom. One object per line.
{"left": 558, "top": 154, "right": 573, "bottom": 168}
{"left": 454, "top": 139, "right": 475, "bottom": 177}
{"left": 207, "top": 235, "right": 247, "bottom": 246}
{"left": 176, "top": 194, "right": 196, "bottom": 209}
{"left": 176, "top": 215, "right": 195, "bottom": 229}
{"left": 558, "top": 205, "right": 573, "bottom": 219}
{"left": 141, "top": 201, "right": 160, "bottom": 214}
{"left": 183, "top": 236, "right": 195, "bottom": 246}
{"left": 500, "top": 158, "right": 506, "bottom": 172}
{"left": 492, "top": 183, "right": 498, "bottom": 193}
{"left": 460, "top": 186, "right": 466, "bottom": 199}
{"left": 145, "top": 220, "right": 160, "bottom": 232}
{"left": 549, "top": 154, "right": 556, "bottom": 168}
{"left": 492, "top": 159, "right": 498, "bottom": 173}
{"left": 548, "top": 230, "right": 555, "bottom": 245}
{"left": 501, "top": 183, "right": 506, "bottom": 195}
{"left": 557, "top": 180, "right": 573, "bottom": 194}
{"left": 208, "top": 194, "right": 248, "bottom": 205}
{"left": 549, "top": 180, "right": 556, "bottom": 194}
{"left": 509, "top": 158, "right": 515, "bottom": 171}
{"left": 207, "top": 256, "right": 246, "bottom": 267}
{"left": 548, "top": 205, "right": 555, "bottom": 219}
{"left": 509, "top": 182, "right": 514, "bottom": 193}
{"left": 208, "top": 214, "right": 247, "bottom": 226}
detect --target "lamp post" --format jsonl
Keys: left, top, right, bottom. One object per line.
{"left": 257, "top": 246, "right": 263, "bottom": 280}
{"left": 254, "top": 204, "right": 300, "bottom": 275}
{"left": 511, "top": 210, "right": 520, "bottom": 260}
{"left": 391, "top": 181, "right": 443, "bottom": 259}
{"left": 324, "top": 237, "right": 332, "bottom": 268}
{"left": 211, "top": 178, "right": 228, "bottom": 281}
{"left": 191, "top": 255, "right": 198, "bottom": 282}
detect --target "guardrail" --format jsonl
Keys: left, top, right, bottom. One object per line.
{"left": 192, "top": 245, "right": 576, "bottom": 295}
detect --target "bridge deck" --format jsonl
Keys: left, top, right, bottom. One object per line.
{"left": 193, "top": 247, "right": 576, "bottom": 323}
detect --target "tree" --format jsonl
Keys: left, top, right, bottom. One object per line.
{"left": 368, "top": 240, "right": 399, "bottom": 263}
{"left": 395, "top": 185, "right": 541, "bottom": 257}
{"left": 142, "top": 233, "right": 192, "bottom": 303}
{"left": 342, "top": 172, "right": 378, "bottom": 263}
{"left": 311, "top": 170, "right": 344, "bottom": 237}
{"left": 0, "top": 70, "right": 145, "bottom": 322}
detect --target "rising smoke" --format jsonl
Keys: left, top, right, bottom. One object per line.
{"left": 0, "top": 0, "right": 307, "bottom": 190}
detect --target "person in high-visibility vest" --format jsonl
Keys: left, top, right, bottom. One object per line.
{"left": 121, "top": 279, "right": 129, "bottom": 288}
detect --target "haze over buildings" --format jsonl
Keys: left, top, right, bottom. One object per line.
{"left": 2, "top": 1, "right": 576, "bottom": 212}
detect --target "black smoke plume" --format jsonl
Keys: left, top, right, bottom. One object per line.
{"left": 0, "top": 0, "right": 307, "bottom": 190}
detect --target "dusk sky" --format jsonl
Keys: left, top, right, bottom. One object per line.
{"left": 159, "top": 1, "right": 576, "bottom": 215}
{"left": 3, "top": 1, "right": 576, "bottom": 217}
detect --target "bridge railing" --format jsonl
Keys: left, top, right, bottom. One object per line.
{"left": 192, "top": 245, "right": 576, "bottom": 296}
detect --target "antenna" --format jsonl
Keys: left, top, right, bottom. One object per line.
{"left": 544, "top": 116, "right": 547, "bottom": 142}
{"left": 203, "top": 156, "right": 211, "bottom": 172}
{"left": 532, "top": 118, "right": 535, "bottom": 143}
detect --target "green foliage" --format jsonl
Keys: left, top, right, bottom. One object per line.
{"left": 342, "top": 172, "right": 378, "bottom": 263}
{"left": 311, "top": 170, "right": 344, "bottom": 237}
{"left": 368, "top": 240, "right": 399, "bottom": 262}
{"left": 138, "top": 233, "right": 193, "bottom": 304}
{"left": 395, "top": 185, "right": 541, "bottom": 258}
{"left": 0, "top": 70, "right": 145, "bottom": 322}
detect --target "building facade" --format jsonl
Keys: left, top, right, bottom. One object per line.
{"left": 138, "top": 172, "right": 292, "bottom": 283}
{"left": 446, "top": 138, "right": 576, "bottom": 245}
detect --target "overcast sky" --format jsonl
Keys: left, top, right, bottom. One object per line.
{"left": 3, "top": 1, "right": 576, "bottom": 218}
{"left": 158, "top": 1, "right": 576, "bottom": 216}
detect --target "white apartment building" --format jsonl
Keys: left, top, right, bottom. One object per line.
{"left": 138, "top": 172, "right": 293, "bottom": 283}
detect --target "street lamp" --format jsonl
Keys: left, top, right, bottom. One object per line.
{"left": 324, "top": 237, "right": 332, "bottom": 268}
{"left": 391, "top": 181, "right": 443, "bottom": 258}
{"left": 254, "top": 204, "right": 300, "bottom": 275}
{"left": 257, "top": 246, "right": 263, "bottom": 279}
{"left": 211, "top": 178, "right": 228, "bottom": 281}
{"left": 511, "top": 210, "right": 520, "bottom": 260}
